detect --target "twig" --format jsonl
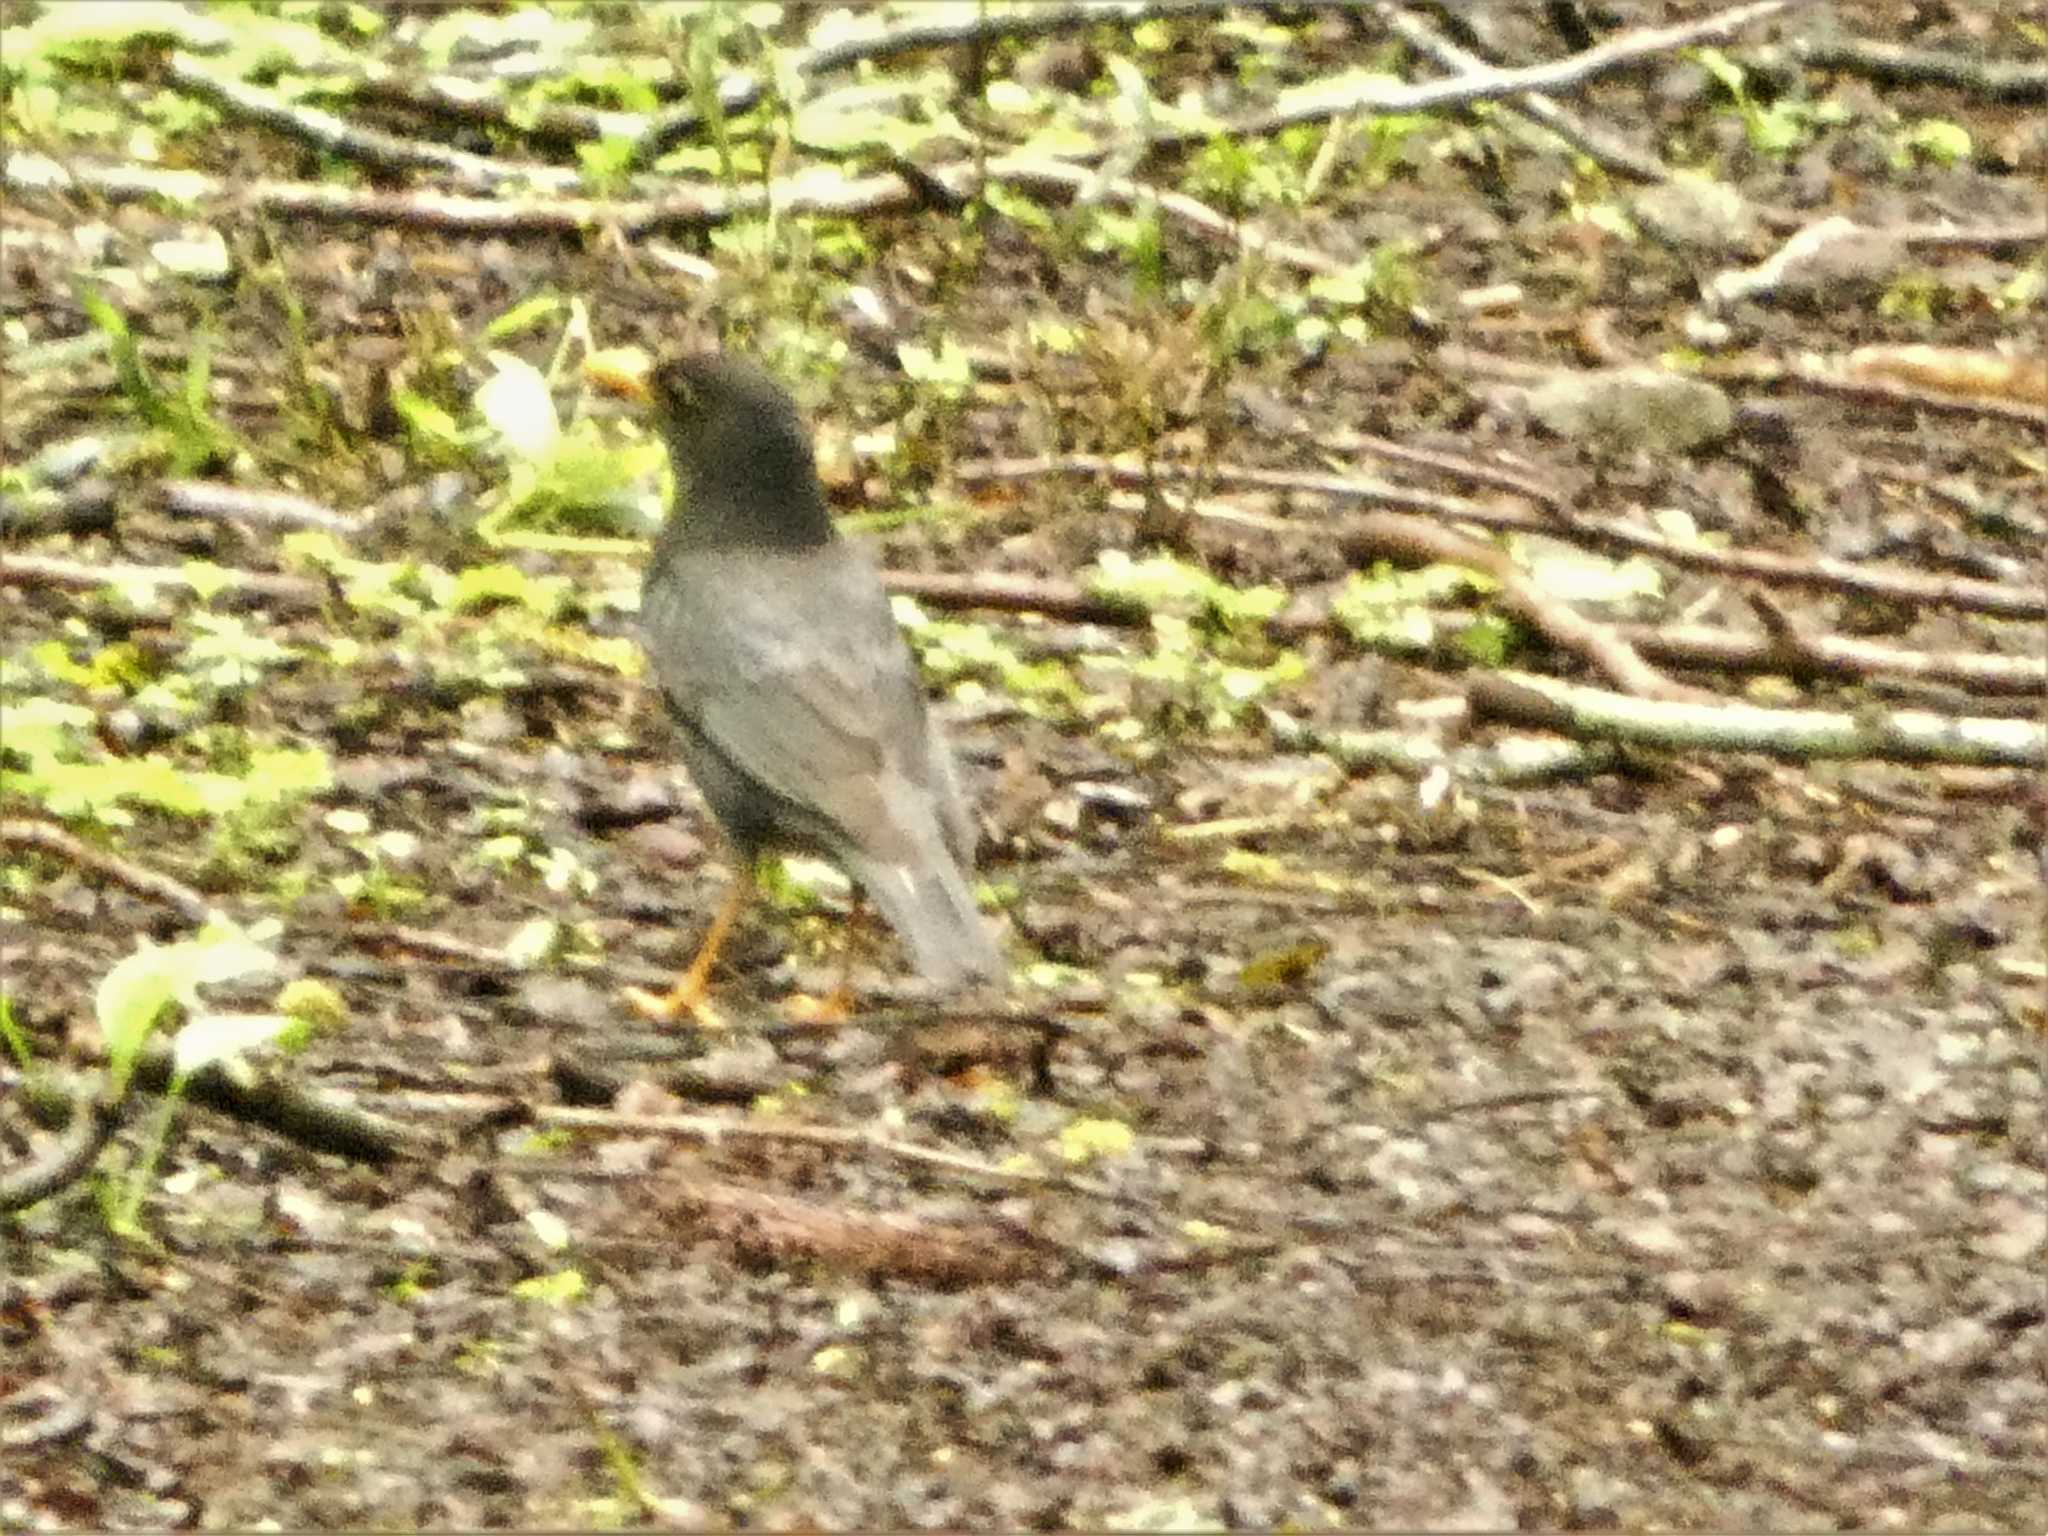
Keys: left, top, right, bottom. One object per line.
{"left": 7, "top": 1046, "right": 420, "bottom": 1174}
{"left": 318, "top": 61, "right": 648, "bottom": 153}
{"left": 1468, "top": 671, "right": 2046, "bottom": 768}
{"left": 1267, "top": 709, "right": 1615, "bottom": 785}
{"left": 124, "top": 1041, "right": 423, "bottom": 1166}
{"left": 893, "top": 549, "right": 2041, "bottom": 700}
{"left": 161, "top": 480, "right": 368, "bottom": 535}
{"left": 0, "top": 551, "right": 327, "bottom": 614}
{"left": 537, "top": 1104, "right": 1116, "bottom": 1199}
{"left": 165, "top": 52, "right": 580, "bottom": 194}
{"left": 1310, "top": 431, "right": 1566, "bottom": 511}
{"left": 0, "top": 1074, "right": 120, "bottom": 1212}
{"left": 349, "top": 922, "right": 521, "bottom": 971}
{"left": 0, "top": 148, "right": 1376, "bottom": 282}
{"left": 955, "top": 450, "right": 2048, "bottom": 621}
{"left": 1765, "top": 35, "right": 2048, "bottom": 101}
{"left": 1576, "top": 617, "right": 2040, "bottom": 697}
{"left": 1173, "top": 0, "right": 1798, "bottom": 148}
{"left": 1374, "top": 3, "right": 1675, "bottom": 184}
{"left": 1894, "top": 221, "right": 2048, "bottom": 257}
{"left": 1, "top": 818, "right": 213, "bottom": 924}
{"left": 1338, "top": 512, "right": 1687, "bottom": 699}
{"left": 0, "top": 151, "right": 646, "bottom": 236}
{"left": 979, "top": 156, "right": 1345, "bottom": 277}
{"left": 955, "top": 451, "right": 1504, "bottom": 520}
{"left": 886, "top": 569, "right": 1143, "bottom": 626}
{"left": 1707, "top": 356, "right": 2048, "bottom": 432}
{"left": 0, "top": 478, "right": 118, "bottom": 538}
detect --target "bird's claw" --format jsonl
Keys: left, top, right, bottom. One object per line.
{"left": 779, "top": 980, "right": 855, "bottom": 1027}
{"left": 621, "top": 983, "right": 728, "bottom": 1030}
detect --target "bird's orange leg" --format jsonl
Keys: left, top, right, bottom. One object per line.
{"left": 623, "top": 878, "right": 749, "bottom": 1026}
{"left": 781, "top": 897, "right": 860, "bottom": 1027}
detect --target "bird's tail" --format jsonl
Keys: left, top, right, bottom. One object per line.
{"left": 845, "top": 839, "right": 1003, "bottom": 989}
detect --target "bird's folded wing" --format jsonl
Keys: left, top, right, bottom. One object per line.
{"left": 648, "top": 551, "right": 937, "bottom": 858}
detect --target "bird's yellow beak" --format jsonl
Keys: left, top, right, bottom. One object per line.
{"left": 583, "top": 346, "right": 655, "bottom": 403}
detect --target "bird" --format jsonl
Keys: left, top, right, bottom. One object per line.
{"left": 602, "top": 352, "right": 1003, "bottom": 1019}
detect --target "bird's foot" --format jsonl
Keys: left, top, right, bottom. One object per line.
{"left": 780, "top": 979, "right": 855, "bottom": 1028}
{"left": 622, "top": 982, "right": 728, "bottom": 1030}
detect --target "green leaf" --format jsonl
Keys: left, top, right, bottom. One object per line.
{"left": 897, "top": 338, "right": 974, "bottom": 398}
{"left": 96, "top": 918, "right": 279, "bottom": 1094}
{"left": 1087, "top": 551, "right": 1285, "bottom": 629}
{"left": 1900, "top": 118, "right": 1971, "bottom": 166}
{"left": 0, "top": 994, "right": 29, "bottom": 1069}
{"left": 512, "top": 1268, "right": 587, "bottom": 1306}
{"left": 391, "top": 389, "right": 466, "bottom": 466}
{"left": 481, "top": 293, "right": 564, "bottom": 342}
{"left": 449, "top": 563, "right": 570, "bottom": 617}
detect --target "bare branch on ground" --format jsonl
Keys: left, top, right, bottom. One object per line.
{"left": 1469, "top": 671, "right": 2047, "bottom": 768}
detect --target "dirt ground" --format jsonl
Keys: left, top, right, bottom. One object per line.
{"left": 3, "top": 2, "right": 2045, "bottom": 1529}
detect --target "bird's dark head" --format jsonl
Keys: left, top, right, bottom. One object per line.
{"left": 641, "top": 354, "right": 834, "bottom": 553}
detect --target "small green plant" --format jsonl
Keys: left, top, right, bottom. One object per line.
{"left": 471, "top": 350, "right": 667, "bottom": 543}
{"left": 0, "top": 994, "right": 29, "bottom": 1069}
{"left": 75, "top": 284, "right": 238, "bottom": 473}
{"left": 90, "top": 916, "right": 299, "bottom": 1236}
{"left": 0, "top": 689, "right": 331, "bottom": 830}
{"left": 1877, "top": 271, "right": 1950, "bottom": 324}
{"left": 1114, "top": 613, "right": 1307, "bottom": 736}
{"left": 575, "top": 133, "right": 637, "bottom": 196}
{"left": 895, "top": 601, "right": 1084, "bottom": 719}
{"left": 324, "top": 808, "right": 428, "bottom": 918}
{"left": 1690, "top": 47, "right": 1847, "bottom": 158}
{"left": 1893, "top": 118, "right": 1971, "bottom": 169}
{"left": 1332, "top": 562, "right": 1491, "bottom": 655}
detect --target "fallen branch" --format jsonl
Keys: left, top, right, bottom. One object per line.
{"left": 0, "top": 478, "right": 118, "bottom": 538}
{"left": 10, "top": 1047, "right": 422, "bottom": 1171}
{"left": 1894, "top": 221, "right": 2048, "bottom": 257}
{"left": 1338, "top": 512, "right": 1687, "bottom": 699}
{"left": 886, "top": 568, "right": 1142, "bottom": 626}
{"left": 166, "top": 52, "right": 579, "bottom": 194}
{"left": 955, "top": 451, "right": 1522, "bottom": 521}
{"left": 0, "top": 819, "right": 213, "bottom": 925}
{"left": 1180, "top": 0, "right": 1797, "bottom": 148}
{"left": 1766, "top": 35, "right": 2048, "bottom": 101}
{"left": 957, "top": 450, "right": 2048, "bottom": 621}
{"left": 1712, "top": 355, "right": 2048, "bottom": 432}
{"left": 161, "top": 480, "right": 369, "bottom": 536}
{"left": 144, "top": 1048, "right": 422, "bottom": 1165}
{"left": 865, "top": 563, "right": 2043, "bottom": 702}
{"left": 3, "top": 150, "right": 1323, "bottom": 279}
{"left": 0, "top": 550, "right": 327, "bottom": 614}
{"left": 1310, "top": 430, "right": 1566, "bottom": 511}
{"left": 1375, "top": 2, "right": 1676, "bottom": 184}
{"left": 538, "top": 1103, "right": 1110, "bottom": 1197}
{"left": 1267, "top": 708, "right": 1615, "bottom": 785}
{"left": 297, "top": 60, "right": 647, "bottom": 155}
{"left": 1468, "top": 671, "right": 2046, "bottom": 768}
{"left": 979, "top": 156, "right": 1346, "bottom": 277}
{"left": 0, "top": 1074, "right": 120, "bottom": 1212}
{"left": 1, "top": 149, "right": 920, "bottom": 237}
{"left": 1576, "top": 616, "right": 2039, "bottom": 697}
{"left": 10, "top": 492, "right": 2036, "bottom": 696}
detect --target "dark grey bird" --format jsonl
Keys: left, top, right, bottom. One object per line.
{"left": 611, "top": 353, "right": 1002, "bottom": 1016}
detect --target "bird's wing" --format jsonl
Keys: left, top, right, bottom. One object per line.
{"left": 643, "top": 545, "right": 938, "bottom": 863}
